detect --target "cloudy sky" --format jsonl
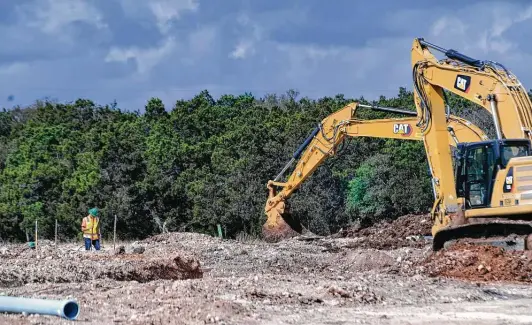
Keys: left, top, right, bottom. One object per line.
{"left": 0, "top": 0, "right": 531, "bottom": 111}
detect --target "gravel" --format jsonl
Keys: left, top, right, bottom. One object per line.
{"left": 0, "top": 225, "right": 531, "bottom": 324}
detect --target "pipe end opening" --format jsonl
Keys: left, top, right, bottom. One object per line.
{"left": 62, "top": 301, "right": 79, "bottom": 320}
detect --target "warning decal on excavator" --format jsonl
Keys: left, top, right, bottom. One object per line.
{"left": 393, "top": 123, "right": 412, "bottom": 137}
{"left": 454, "top": 75, "right": 471, "bottom": 93}
{"left": 502, "top": 193, "right": 514, "bottom": 206}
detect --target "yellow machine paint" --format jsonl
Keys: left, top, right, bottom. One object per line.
{"left": 263, "top": 38, "right": 532, "bottom": 250}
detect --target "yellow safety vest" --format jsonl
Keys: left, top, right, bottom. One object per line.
{"left": 83, "top": 216, "right": 100, "bottom": 240}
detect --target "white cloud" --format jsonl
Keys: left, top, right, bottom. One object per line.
{"left": 517, "top": 5, "right": 532, "bottom": 22}
{"left": 254, "top": 3, "right": 532, "bottom": 101}
{"left": 118, "top": 0, "right": 199, "bottom": 34}
{"left": 428, "top": 2, "right": 532, "bottom": 56}
{"left": 229, "top": 40, "right": 255, "bottom": 59}
{"left": 269, "top": 38, "right": 411, "bottom": 97}
{"left": 149, "top": 0, "right": 199, "bottom": 34}
{"left": 228, "top": 13, "right": 265, "bottom": 60}
{"left": 16, "top": 0, "right": 106, "bottom": 35}
{"left": 188, "top": 25, "right": 217, "bottom": 56}
{"left": 431, "top": 16, "right": 468, "bottom": 37}
{"left": 2, "top": 0, "right": 531, "bottom": 112}
{"left": 105, "top": 37, "right": 177, "bottom": 75}
{"left": 0, "top": 62, "right": 30, "bottom": 77}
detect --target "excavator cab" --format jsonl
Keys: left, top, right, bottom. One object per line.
{"left": 433, "top": 139, "right": 532, "bottom": 250}
{"left": 455, "top": 139, "right": 531, "bottom": 209}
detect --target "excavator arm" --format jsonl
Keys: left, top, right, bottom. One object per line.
{"left": 263, "top": 102, "right": 487, "bottom": 241}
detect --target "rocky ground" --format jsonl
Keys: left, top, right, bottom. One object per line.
{"left": 0, "top": 214, "right": 531, "bottom": 324}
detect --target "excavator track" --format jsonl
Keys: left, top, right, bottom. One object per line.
{"left": 433, "top": 219, "right": 532, "bottom": 251}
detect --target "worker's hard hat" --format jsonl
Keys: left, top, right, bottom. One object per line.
{"left": 88, "top": 208, "right": 99, "bottom": 217}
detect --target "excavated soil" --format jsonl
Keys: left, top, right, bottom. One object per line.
{"left": 337, "top": 213, "right": 433, "bottom": 249}
{"left": 420, "top": 243, "right": 532, "bottom": 283}
{"left": 0, "top": 218, "right": 532, "bottom": 324}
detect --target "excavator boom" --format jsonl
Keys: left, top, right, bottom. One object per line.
{"left": 413, "top": 39, "right": 532, "bottom": 140}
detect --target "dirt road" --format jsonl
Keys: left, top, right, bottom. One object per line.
{"left": 1, "top": 216, "right": 532, "bottom": 324}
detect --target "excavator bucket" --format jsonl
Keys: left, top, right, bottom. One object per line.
{"left": 262, "top": 184, "right": 304, "bottom": 242}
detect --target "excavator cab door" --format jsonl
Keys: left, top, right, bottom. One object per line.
{"left": 464, "top": 143, "right": 496, "bottom": 208}
{"left": 455, "top": 141, "right": 497, "bottom": 209}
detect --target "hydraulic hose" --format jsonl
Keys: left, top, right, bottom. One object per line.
{"left": 273, "top": 126, "right": 320, "bottom": 182}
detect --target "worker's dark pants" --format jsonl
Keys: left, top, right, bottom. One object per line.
{"left": 84, "top": 238, "right": 100, "bottom": 251}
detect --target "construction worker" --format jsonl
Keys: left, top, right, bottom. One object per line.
{"left": 81, "top": 208, "right": 101, "bottom": 251}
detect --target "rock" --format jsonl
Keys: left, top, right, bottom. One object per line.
{"left": 132, "top": 246, "right": 145, "bottom": 254}
{"left": 328, "top": 286, "right": 351, "bottom": 298}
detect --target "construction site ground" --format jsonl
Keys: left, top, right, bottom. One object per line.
{"left": 1, "top": 214, "right": 532, "bottom": 325}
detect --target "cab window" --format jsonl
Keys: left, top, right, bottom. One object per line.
{"left": 501, "top": 144, "right": 529, "bottom": 167}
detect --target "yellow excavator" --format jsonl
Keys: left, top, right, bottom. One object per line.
{"left": 263, "top": 38, "right": 532, "bottom": 251}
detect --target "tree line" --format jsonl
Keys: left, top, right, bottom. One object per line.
{"left": 0, "top": 88, "right": 530, "bottom": 242}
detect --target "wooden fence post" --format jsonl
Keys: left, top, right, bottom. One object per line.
{"left": 35, "top": 220, "right": 38, "bottom": 249}
{"left": 113, "top": 215, "right": 117, "bottom": 251}
{"left": 55, "top": 219, "right": 58, "bottom": 247}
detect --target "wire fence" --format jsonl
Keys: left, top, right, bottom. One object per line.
{"left": 26, "top": 215, "right": 119, "bottom": 251}
{"left": 23, "top": 216, "right": 228, "bottom": 250}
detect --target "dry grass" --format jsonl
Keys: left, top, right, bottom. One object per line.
{"left": 234, "top": 231, "right": 263, "bottom": 244}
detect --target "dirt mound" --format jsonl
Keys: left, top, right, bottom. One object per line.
{"left": 94, "top": 254, "right": 203, "bottom": 282}
{"left": 0, "top": 246, "right": 202, "bottom": 287}
{"left": 420, "top": 243, "right": 532, "bottom": 283}
{"left": 141, "top": 231, "right": 219, "bottom": 242}
{"left": 338, "top": 214, "right": 432, "bottom": 249}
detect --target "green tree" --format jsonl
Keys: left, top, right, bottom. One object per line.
{"left": 145, "top": 97, "right": 167, "bottom": 121}
{"left": 0, "top": 86, "right": 522, "bottom": 242}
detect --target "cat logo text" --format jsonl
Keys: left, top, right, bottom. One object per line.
{"left": 393, "top": 123, "right": 412, "bottom": 137}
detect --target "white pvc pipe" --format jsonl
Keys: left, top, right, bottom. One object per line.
{"left": 0, "top": 296, "right": 80, "bottom": 320}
